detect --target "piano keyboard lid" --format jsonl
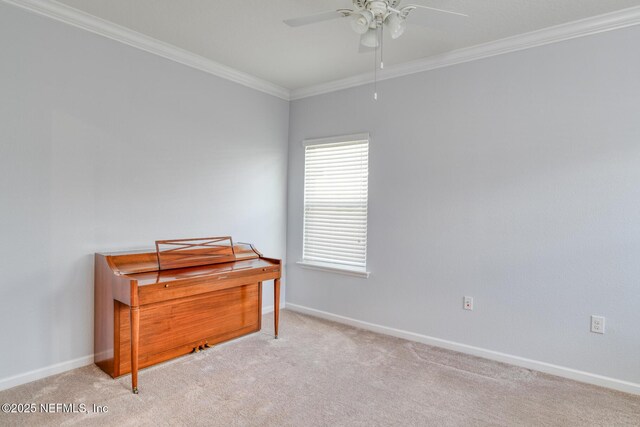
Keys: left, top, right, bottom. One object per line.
{"left": 101, "top": 237, "right": 269, "bottom": 278}
{"left": 126, "top": 257, "right": 279, "bottom": 286}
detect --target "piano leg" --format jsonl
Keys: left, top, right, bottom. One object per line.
{"left": 130, "top": 306, "right": 140, "bottom": 394}
{"left": 274, "top": 278, "right": 280, "bottom": 339}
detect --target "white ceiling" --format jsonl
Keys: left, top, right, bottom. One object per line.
{"left": 55, "top": 0, "right": 640, "bottom": 90}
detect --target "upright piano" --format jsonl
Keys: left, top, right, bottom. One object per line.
{"left": 94, "top": 236, "right": 281, "bottom": 393}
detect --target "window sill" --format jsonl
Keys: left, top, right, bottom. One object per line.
{"left": 296, "top": 261, "right": 370, "bottom": 278}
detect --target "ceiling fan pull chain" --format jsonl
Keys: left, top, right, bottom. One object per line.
{"left": 380, "top": 24, "right": 384, "bottom": 70}
{"left": 373, "top": 30, "right": 378, "bottom": 101}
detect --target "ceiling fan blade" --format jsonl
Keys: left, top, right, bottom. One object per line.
{"left": 283, "top": 10, "right": 349, "bottom": 27}
{"left": 405, "top": 4, "right": 468, "bottom": 18}
{"left": 405, "top": 5, "right": 468, "bottom": 32}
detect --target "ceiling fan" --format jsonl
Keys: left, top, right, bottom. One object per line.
{"left": 284, "top": 1, "right": 467, "bottom": 99}
{"left": 284, "top": 0, "right": 467, "bottom": 49}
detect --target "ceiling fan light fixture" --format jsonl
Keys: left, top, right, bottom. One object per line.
{"left": 360, "top": 28, "right": 379, "bottom": 48}
{"left": 387, "top": 13, "right": 406, "bottom": 39}
{"left": 350, "top": 10, "right": 374, "bottom": 34}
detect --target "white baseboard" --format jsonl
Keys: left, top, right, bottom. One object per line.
{"left": 263, "top": 304, "right": 274, "bottom": 314}
{"left": 262, "top": 302, "right": 285, "bottom": 315}
{"left": 0, "top": 354, "right": 94, "bottom": 392}
{"left": 285, "top": 303, "right": 640, "bottom": 396}
{"left": 0, "top": 302, "right": 285, "bottom": 392}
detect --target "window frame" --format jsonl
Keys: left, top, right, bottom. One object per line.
{"left": 297, "top": 133, "right": 371, "bottom": 278}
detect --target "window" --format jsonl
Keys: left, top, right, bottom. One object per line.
{"left": 299, "top": 133, "right": 370, "bottom": 277}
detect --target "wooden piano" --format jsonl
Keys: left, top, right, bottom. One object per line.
{"left": 94, "top": 236, "right": 281, "bottom": 394}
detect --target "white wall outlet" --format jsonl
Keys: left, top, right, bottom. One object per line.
{"left": 591, "top": 315, "right": 605, "bottom": 334}
{"left": 463, "top": 296, "right": 473, "bottom": 311}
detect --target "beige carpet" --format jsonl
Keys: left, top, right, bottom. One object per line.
{"left": 0, "top": 310, "right": 638, "bottom": 426}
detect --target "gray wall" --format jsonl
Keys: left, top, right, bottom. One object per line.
{"left": 0, "top": 4, "right": 288, "bottom": 382}
{"left": 287, "top": 26, "right": 640, "bottom": 383}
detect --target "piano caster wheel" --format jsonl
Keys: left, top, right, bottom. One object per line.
{"left": 204, "top": 343, "right": 211, "bottom": 348}
{"left": 275, "top": 335, "right": 278, "bottom": 339}
{"left": 132, "top": 387, "right": 138, "bottom": 394}
{"left": 199, "top": 345, "right": 204, "bottom": 351}
{"left": 194, "top": 347, "right": 200, "bottom": 353}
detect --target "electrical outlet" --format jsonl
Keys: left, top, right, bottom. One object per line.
{"left": 591, "top": 315, "right": 605, "bottom": 334}
{"left": 463, "top": 296, "right": 473, "bottom": 311}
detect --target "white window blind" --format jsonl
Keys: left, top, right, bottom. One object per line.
{"left": 303, "top": 135, "right": 369, "bottom": 271}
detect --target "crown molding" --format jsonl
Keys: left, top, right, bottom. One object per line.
{"left": 2, "top": 0, "right": 291, "bottom": 100}
{"left": 290, "top": 6, "right": 640, "bottom": 100}
{"left": 5, "top": 1, "right": 640, "bottom": 102}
